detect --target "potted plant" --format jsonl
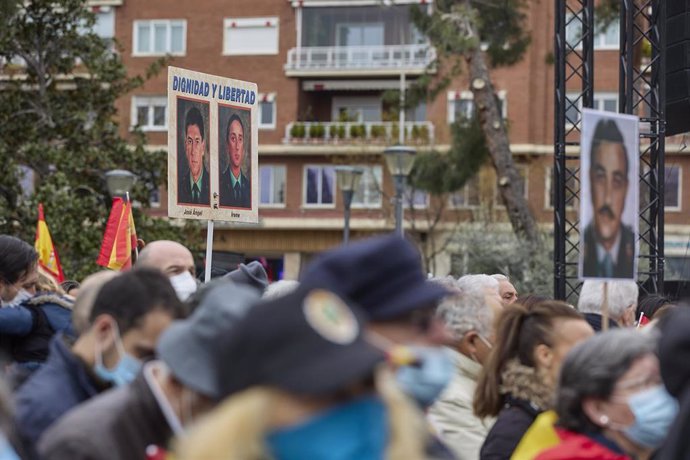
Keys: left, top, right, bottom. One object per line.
{"left": 290, "top": 123, "right": 305, "bottom": 140}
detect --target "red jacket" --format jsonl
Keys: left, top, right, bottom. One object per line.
{"left": 535, "top": 428, "right": 631, "bottom": 460}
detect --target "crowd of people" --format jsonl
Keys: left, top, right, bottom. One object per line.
{"left": 0, "top": 232, "right": 688, "bottom": 459}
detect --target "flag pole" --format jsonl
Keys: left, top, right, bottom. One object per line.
{"left": 602, "top": 281, "right": 609, "bottom": 331}
{"left": 204, "top": 220, "right": 214, "bottom": 283}
{"left": 126, "top": 192, "right": 138, "bottom": 259}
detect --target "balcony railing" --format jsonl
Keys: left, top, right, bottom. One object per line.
{"left": 284, "top": 121, "right": 434, "bottom": 146}
{"left": 284, "top": 44, "right": 436, "bottom": 76}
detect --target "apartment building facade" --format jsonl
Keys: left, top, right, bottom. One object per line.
{"left": 102, "top": 0, "right": 690, "bottom": 280}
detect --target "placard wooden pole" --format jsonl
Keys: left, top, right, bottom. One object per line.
{"left": 204, "top": 220, "right": 214, "bottom": 283}
{"left": 602, "top": 281, "right": 609, "bottom": 331}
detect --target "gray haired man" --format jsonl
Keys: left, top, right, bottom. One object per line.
{"left": 428, "top": 278, "right": 503, "bottom": 460}
{"left": 577, "top": 279, "right": 638, "bottom": 331}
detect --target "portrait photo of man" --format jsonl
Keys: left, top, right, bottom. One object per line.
{"left": 177, "top": 103, "right": 210, "bottom": 206}
{"left": 580, "top": 112, "right": 639, "bottom": 280}
{"left": 219, "top": 108, "right": 251, "bottom": 209}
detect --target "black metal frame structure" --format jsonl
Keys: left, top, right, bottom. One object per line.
{"left": 554, "top": 0, "right": 666, "bottom": 301}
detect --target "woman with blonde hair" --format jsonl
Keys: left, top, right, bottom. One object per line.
{"left": 176, "top": 286, "right": 430, "bottom": 460}
{"left": 474, "top": 301, "right": 593, "bottom": 459}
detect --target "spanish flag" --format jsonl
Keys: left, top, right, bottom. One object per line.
{"left": 35, "top": 203, "right": 65, "bottom": 282}
{"left": 96, "top": 196, "right": 137, "bottom": 271}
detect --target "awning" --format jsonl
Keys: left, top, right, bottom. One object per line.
{"left": 302, "top": 79, "right": 410, "bottom": 91}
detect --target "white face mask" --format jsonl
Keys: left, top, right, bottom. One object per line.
{"left": 170, "top": 272, "right": 197, "bottom": 301}
{"left": 1, "top": 288, "right": 32, "bottom": 308}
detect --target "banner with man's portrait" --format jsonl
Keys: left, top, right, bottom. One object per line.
{"left": 578, "top": 109, "right": 639, "bottom": 281}
{"left": 167, "top": 66, "right": 258, "bottom": 223}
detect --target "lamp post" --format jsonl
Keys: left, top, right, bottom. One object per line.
{"left": 384, "top": 146, "right": 416, "bottom": 236}
{"left": 335, "top": 166, "right": 364, "bottom": 245}
{"left": 105, "top": 169, "right": 136, "bottom": 198}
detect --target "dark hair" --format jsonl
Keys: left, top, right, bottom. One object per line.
{"left": 89, "top": 268, "right": 185, "bottom": 333}
{"left": 225, "top": 113, "right": 245, "bottom": 143}
{"left": 0, "top": 235, "right": 38, "bottom": 285}
{"left": 556, "top": 329, "right": 654, "bottom": 433}
{"left": 474, "top": 301, "right": 584, "bottom": 418}
{"left": 185, "top": 107, "right": 205, "bottom": 140}
{"left": 636, "top": 294, "right": 673, "bottom": 320}
{"left": 591, "top": 119, "right": 628, "bottom": 177}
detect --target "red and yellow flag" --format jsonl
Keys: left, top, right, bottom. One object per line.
{"left": 35, "top": 203, "right": 65, "bottom": 283}
{"left": 97, "top": 196, "right": 137, "bottom": 271}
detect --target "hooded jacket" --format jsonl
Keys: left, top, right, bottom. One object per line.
{"left": 480, "top": 360, "right": 553, "bottom": 460}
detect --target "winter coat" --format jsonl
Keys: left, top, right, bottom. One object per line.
{"left": 657, "top": 308, "right": 690, "bottom": 460}
{"left": 511, "top": 411, "right": 630, "bottom": 460}
{"left": 429, "top": 349, "right": 495, "bottom": 460}
{"left": 0, "top": 293, "right": 74, "bottom": 366}
{"left": 38, "top": 368, "right": 173, "bottom": 460}
{"left": 480, "top": 360, "right": 553, "bottom": 460}
{"left": 14, "top": 335, "right": 109, "bottom": 451}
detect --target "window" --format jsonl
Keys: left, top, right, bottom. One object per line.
{"left": 494, "top": 165, "right": 528, "bottom": 206}
{"left": 449, "top": 175, "right": 480, "bottom": 208}
{"left": 134, "top": 20, "right": 186, "bottom": 56}
{"left": 566, "top": 15, "right": 619, "bottom": 50}
{"left": 406, "top": 103, "right": 427, "bottom": 122}
{"left": 260, "top": 165, "right": 286, "bottom": 207}
{"left": 304, "top": 165, "right": 335, "bottom": 206}
{"left": 565, "top": 92, "right": 618, "bottom": 126}
{"left": 150, "top": 187, "right": 161, "bottom": 208}
{"left": 545, "top": 166, "right": 579, "bottom": 209}
{"left": 404, "top": 186, "right": 428, "bottom": 209}
{"left": 665, "top": 165, "right": 682, "bottom": 211}
{"left": 332, "top": 96, "right": 382, "bottom": 123}
{"left": 351, "top": 166, "right": 382, "bottom": 208}
{"left": 447, "top": 91, "right": 507, "bottom": 124}
{"left": 131, "top": 96, "right": 167, "bottom": 131}
{"left": 301, "top": 5, "right": 421, "bottom": 47}
{"left": 259, "top": 93, "right": 276, "bottom": 130}
{"left": 94, "top": 8, "right": 115, "bottom": 40}
{"left": 224, "top": 17, "right": 279, "bottom": 55}
{"left": 336, "top": 22, "right": 384, "bottom": 46}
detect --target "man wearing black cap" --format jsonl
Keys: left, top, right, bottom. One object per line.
{"left": 300, "top": 235, "right": 454, "bottom": 404}
{"left": 176, "top": 285, "right": 430, "bottom": 459}
{"left": 38, "top": 282, "right": 261, "bottom": 460}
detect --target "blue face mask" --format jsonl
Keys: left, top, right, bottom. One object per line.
{"left": 0, "top": 435, "right": 19, "bottom": 460}
{"left": 395, "top": 346, "right": 454, "bottom": 407}
{"left": 623, "top": 385, "right": 678, "bottom": 449}
{"left": 94, "top": 321, "right": 142, "bottom": 387}
{"left": 266, "top": 395, "right": 388, "bottom": 460}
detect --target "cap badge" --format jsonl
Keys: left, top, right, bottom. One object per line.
{"left": 303, "top": 290, "right": 359, "bottom": 345}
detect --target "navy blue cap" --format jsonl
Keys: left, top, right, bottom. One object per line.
{"left": 299, "top": 234, "right": 450, "bottom": 320}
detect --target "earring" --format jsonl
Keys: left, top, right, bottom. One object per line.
{"left": 599, "top": 415, "right": 609, "bottom": 425}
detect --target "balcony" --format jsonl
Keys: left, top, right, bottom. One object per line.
{"left": 284, "top": 121, "right": 434, "bottom": 146}
{"left": 284, "top": 44, "right": 435, "bottom": 77}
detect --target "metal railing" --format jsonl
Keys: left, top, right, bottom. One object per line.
{"left": 285, "top": 44, "right": 436, "bottom": 72}
{"left": 284, "top": 121, "right": 434, "bottom": 145}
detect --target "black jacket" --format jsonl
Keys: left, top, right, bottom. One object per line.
{"left": 657, "top": 308, "right": 690, "bottom": 460}
{"left": 219, "top": 170, "right": 251, "bottom": 208}
{"left": 583, "top": 313, "right": 620, "bottom": 333}
{"left": 177, "top": 167, "right": 210, "bottom": 205}
{"left": 480, "top": 397, "right": 541, "bottom": 460}
{"left": 38, "top": 371, "right": 172, "bottom": 460}
{"left": 15, "top": 335, "right": 109, "bottom": 457}
{"left": 582, "top": 223, "right": 635, "bottom": 278}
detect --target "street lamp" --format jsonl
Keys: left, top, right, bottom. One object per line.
{"left": 335, "top": 166, "right": 364, "bottom": 245}
{"left": 105, "top": 169, "right": 136, "bottom": 198}
{"left": 384, "top": 146, "right": 416, "bottom": 236}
